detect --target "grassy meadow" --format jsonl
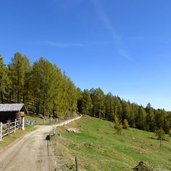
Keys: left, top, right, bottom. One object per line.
{"left": 52, "top": 115, "right": 171, "bottom": 171}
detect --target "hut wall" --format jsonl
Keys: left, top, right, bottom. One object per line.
{"left": 0, "top": 112, "right": 16, "bottom": 123}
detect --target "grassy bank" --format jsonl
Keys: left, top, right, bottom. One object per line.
{"left": 52, "top": 115, "right": 171, "bottom": 171}
{"left": 25, "top": 114, "right": 44, "bottom": 125}
{"left": 25, "top": 114, "right": 61, "bottom": 125}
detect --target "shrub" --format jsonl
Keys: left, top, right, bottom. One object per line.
{"left": 155, "top": 128, "right": 165, "bottom": 148}
{"left": 155, "top": 128, "right": 165, "bottom": 140}
{"left": 115, "top": 124, "right": 123, "bottom": 135}
{"left": 114, "top": 115, "right": 123, "bottom": 135}
{"left": 123, "top": 119, "right": 129, "bottom": 129}
{"left": 168, "top": 129, "right": 171, "bottom": 137}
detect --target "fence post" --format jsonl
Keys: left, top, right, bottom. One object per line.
{"left": 0, "top": 122, "right": 2, "bottom": 141}
{"left": 43, "top": 117, "right": 45, "bottom": 125}
{"left": 7, "top": 121, "right": 10, "bottom": 135}
{"left": 22, "top": 117, "right": 25, "bottom": 130}
{"left": 75, "top": 156, "right": 79, "bottom": 171}
{"left": 14, "top": 119, "right": 17, "bottom": 133}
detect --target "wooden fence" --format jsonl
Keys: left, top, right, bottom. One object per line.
{"left": 0, "top": 120, "right": 23, "bottom": 141}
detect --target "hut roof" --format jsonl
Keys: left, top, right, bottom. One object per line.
{"left": 0, "top": 103, "right": 28, "bottom": 113}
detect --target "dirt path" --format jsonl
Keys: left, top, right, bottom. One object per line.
{"left": 0, "top": 116, "right": 82, "bottom": 171}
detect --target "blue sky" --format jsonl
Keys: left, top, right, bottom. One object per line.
{"left": 0, "top": 0, "right": 171, "bottom": 110}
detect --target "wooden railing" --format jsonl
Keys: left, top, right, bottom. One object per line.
{"left": 0, "top": 120, "right": 22, "bottom": 141}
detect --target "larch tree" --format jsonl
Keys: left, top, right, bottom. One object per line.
{"left": 91, "top": 88, "right": 105, "bottom": 118}
{"left": 51, "top": 65, "right": 64, "bottom": 118}
{"left": 80, "top": 89, "right": 93, "bottom": 115}
{"left": 8, "top": 52, "right": 31, "bottom": 103}
{"left": 136, "top": 107, "right": 147, "bottom": 130}
{"left": 146, "top": 103, "right": 156, "bottom": 131}
{"left": 0, "top": 55, "right": 10, "bottom": 103}
{"left": 31, "top": 57, "right": 55, "bottom": 116}
{"left": 105, "top": 92, "right": 115, "bottom": 120}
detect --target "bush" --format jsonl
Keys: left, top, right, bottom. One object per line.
{"left": 168, "top": 129, "right": 171, "bottom": 137}
{"left": 155, "top": 128, "right": 165, "bottom": 148}
{"left": 115, "top": 124, "right": 123, "bottom": 135}
{"left": 114, "top": 115, "right": 123, "bottom": 135}
{"left": 155, "top": 128, "right": 165, "bottom": 140}
{"left": 123, "top": 119, "right": 129, "bottom": 129}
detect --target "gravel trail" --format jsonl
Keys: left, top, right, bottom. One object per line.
{"left": 0, "top": 116, "right": 81, "bottom": 171}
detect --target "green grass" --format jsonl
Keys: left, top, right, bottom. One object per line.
{"left": 52, "top": 115, "right": 171, "bottom": 171}
{"left": 25, "top": 114, "right": 44, "bottom": 125}
{"left": 25, "top": 114, "right": 57, "bottom": 125}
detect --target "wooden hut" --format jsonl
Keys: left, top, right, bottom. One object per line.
{"left": 0, "top": 103, "right": 28, "bottom": 124}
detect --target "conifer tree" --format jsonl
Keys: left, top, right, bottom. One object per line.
{"left": 0, "top": 55, "right": 10, "bottom": 103}
{"left": 146, "top": 104, "right": 156, "bottom": 131}
{"left": 105, "top": 92, "right": 115, "bottom": 120}
{"left": 31, "top": 57, "right": 55, "bottom": 115}
{"left": 8, "top": 52, "right": 31, "bottom": 103}
{"left": 136, "top": 107, "right": 147, "bottom": 130}
{"left": 80, "top": 89, "right": 93, "bottom": 115}
{"left": 91, "top": 88, "right": 105, "bottom": 118}
{"left": 51, "top": 65, "right": 64, "bottom": 117}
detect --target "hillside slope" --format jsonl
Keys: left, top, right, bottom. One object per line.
{"left": 52, "top": 115, "right": 171, "bottom": 171}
